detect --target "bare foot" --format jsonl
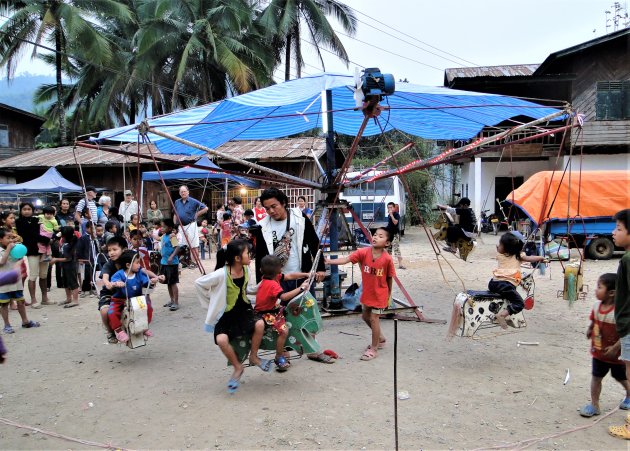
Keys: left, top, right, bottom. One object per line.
{"left": 495, "top": 311, "right": 509, "bottom": 329}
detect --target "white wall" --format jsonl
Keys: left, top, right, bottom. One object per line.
{"left": 557, "top": 154, "right": 629, "bottom": 171}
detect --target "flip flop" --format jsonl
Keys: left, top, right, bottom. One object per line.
{"left": 163, "top": 301, "right": 173, "bottom": 308}
{"left": 227, "top": 369, "right": 243, "bottom": 394}
{"left": 275, "top": 356, "right": 290, "bottom": 372}
{"left": 21, "top": 320, "right": 40, "bottom": 328}
{"left": 578, "top": 404, "right": 600, "bottom": 417}
{"left": 64, "top": 303, "right": 79, "bottom": 309}
{"left": 58, "top": 300, "right": 71, "bottom": 306}
{"left": 620, "top": 397, "right": 630, "bottom": 410}
{"left": 169, "top": 304, "right": 179, "bottom": 311}
{"left": 253, "top": 358, "right": 273, "bottom": 372}
{"left": 609, "top": 424, "right": 630, "bottom": 439}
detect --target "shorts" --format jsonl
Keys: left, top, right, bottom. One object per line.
{"left": 0, "top": 291, "right": 25, "bottom": 303}
{"left": 362, "top": 304, "right": 387, "bottom": 315}
{"left": 27, "top": 255, "right": 49, "bottom": 282}
{"left": 592, "top": 357, "right": 627, "bottom": 381}
{"left": 387, "top": 234, "right": 401, "bottom": 258}
{"left": 62, "top": 265, "right": 79, "bottom": 290}
{"left": 178, "top": 222, "right": 200, "bottom": 248}
{"left": 160, "top": 264, "right": 179, "bottom": 285}
{"left": 620, "top": 334, "right": 630, "bottom": 362}
{"left": 98, "top": 294, "right": 112, "bottom": 310}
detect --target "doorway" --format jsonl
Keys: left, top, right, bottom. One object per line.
{"left": 495, "top": 176, "right": 524, "bottom": 220}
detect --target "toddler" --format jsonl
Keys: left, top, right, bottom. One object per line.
{"left": 38, "top": 205, "right": 59, "bottom": 262}
{"left": 580, "top": 273, "right": 630, "bottom": 417}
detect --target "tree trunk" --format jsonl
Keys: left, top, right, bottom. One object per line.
{"left": 129, "top": 98, "right": 136, "bottom": 125}
{"left": 55, "top": 28, "right": 67, "bottom": 145}
{"left": 293, "top": 23, "right": 301, "bottom": 79}
{"left": 284, "top": 34, "right": 292, "bottom": 81}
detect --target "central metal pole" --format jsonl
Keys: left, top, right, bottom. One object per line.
{"left": 324, "top": 89, "right": 341, "bottom": 309}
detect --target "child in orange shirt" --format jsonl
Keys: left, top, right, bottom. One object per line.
{"left": 325, "top": 227, "right": 395, "bottom": 361}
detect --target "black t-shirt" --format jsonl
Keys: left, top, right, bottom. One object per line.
{"left": 456, "top": 208, "right": 476, "bottom": 233}
{"left": 60, "top": 241, "right": 77, "bottom": 270}
{"left": 387, "top": 211, "right": 400, "bottom": 236}
{"left": 99, "top": 259, "right": 119, "bottom": 296}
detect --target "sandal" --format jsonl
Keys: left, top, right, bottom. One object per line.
{"left": 620, "top": 397, "right": 630, "bottom": 410}
{"left": 21, "top": 320, "right": 40, "bottom": 328}
{"left": 227, "top": 369, "right": 243, "bottom": 394}
{"left": 360, "top": 347, "right": 377, "bottom": 361}
{"left": 378, "top": 339, "right": 386, "bottom": 350}
{"left": 3, "top": 325, "right": 14, "bottom": 334}
{"left": 251, "top": 358, "right": 273, "bottom": 372}
{"left": 64, "top": 302, "right": 79, "bottom": 309}
{"left": 58, "top": 299, "right": 71, "bottom": 306}
{"left": 609, "top": 424, "right": 630, "bottom": 439}
{"left": 163, "top": 301, "right": 173, "bottom": 308}
{"left": 275, "top": 356, "right": 290, "bottom": 372}
{"left": 579, "top": 404, "right": 600, "bottom": 417}
{"left": 169, "top": 304, "right": 179, "bottom": 311}
{"left": 307, "top": 353, "right": 335, "bottom": 364}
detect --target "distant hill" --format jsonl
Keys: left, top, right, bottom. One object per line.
{"left": 0, "top": 73, "right": 56, "bottom": 113}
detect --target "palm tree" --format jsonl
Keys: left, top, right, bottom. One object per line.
{"left": 257, "top": 0, "right": 357, "bottom": 81}
{"left": 0, "top": 0, "right": 132, "bottom": 144}
{"left": 135, "top": 0, "right": 274, "bottom": 111}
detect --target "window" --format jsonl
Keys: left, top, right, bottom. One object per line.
{"left": 0, "top": 125, "right": 8, "bottom": 147}
{"left": 595, "top": 81, "right": 630, "bottom": 120}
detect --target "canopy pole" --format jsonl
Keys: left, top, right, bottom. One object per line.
{"left": 140, "top": 179, "right": 144, "bottom": 215}
{"left": 141, "top": 123, "right": 320, "bottom": 189}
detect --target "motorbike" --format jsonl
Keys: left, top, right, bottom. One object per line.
{"left": 480, "top": 209, "right": 500, "bottom": 235}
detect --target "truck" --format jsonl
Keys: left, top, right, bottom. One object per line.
{"left": 340, "top": 171, "right": 406, "bottom": 237}
{"left": 506, "top": 170, "right": 629, "bottom": 260}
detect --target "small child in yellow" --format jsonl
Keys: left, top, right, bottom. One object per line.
{"left": 38, "top": 205, "right": 59, "bottom": 262}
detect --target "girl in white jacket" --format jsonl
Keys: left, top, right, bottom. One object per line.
{"left": 195, "top": 239, "right": 270, "bottom": 393}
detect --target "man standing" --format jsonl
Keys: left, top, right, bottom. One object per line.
{"left": 174, "top": 185, "right": 208, "bottom": 264}
{"left": 252, "top": 188, "right": 332, "bottom": 364}
{"left": 119, "top": 190, "right": 139, "bottom": 226}
{"left": 75, "top": 186, "right": 98, "bottom": 226}
{"left": 386, "top": 202, "right": 406, "bottom": 269}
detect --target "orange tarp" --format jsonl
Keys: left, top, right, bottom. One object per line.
{"left": 506, "top": 170, "right": 630, "bottom": 225}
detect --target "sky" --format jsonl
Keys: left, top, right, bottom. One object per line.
{"left": 6, "top": 0, "right": 627, "bottom": 87}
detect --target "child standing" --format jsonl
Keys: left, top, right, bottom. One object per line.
{"left": 0, "top": 230, "right": 40, "bottom": 333}
{"left": 608, "top": 209, "right": 630, "bottom": 439}
{"left": 325, "top": 227, "right": 396, "bottom": 361}
{"left": 38, "top": 205, "right": 59, "bottom": 262}
{"left": 220, "top": 211, "right": 233, "bottom": 247}
{"left": 251, "top": 255, "right": 309, "bottom": 371}
{"left": 108, "top": 250, "right": 158, "bottom": 343}
{"left": 580, "top": 273, "right": 630, "bottom": 417}
{"left": 195, "top": 239, "right": 267, "bottom": 393}
{"left": 51, "top": 226, "right": 80, "bottom": 308}
{"left": 489, "top": 232, "right": 547, "bottom": 329}
{"left": 160, "top": 219, "right": 180, "bottom": 311}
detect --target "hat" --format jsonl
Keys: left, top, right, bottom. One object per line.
{"left": 124, "top": 190, "right": 132, "bottom": 196}
{"left": 238, "top": 222, "right": 250, "bottom": 229}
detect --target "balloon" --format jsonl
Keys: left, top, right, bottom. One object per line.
{"left": 9, "top": 243, "right": 27, "bottom": 260}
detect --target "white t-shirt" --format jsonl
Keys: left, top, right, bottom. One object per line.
{"left": 119, "top": 200, "right": 139, "bottom": 222}
{"left": 269, "top": 217, "right": 300, "bottom": 273}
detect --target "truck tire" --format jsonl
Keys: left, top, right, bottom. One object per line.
{"left": 588, "top": 237, "right": 614, "bottom": 260}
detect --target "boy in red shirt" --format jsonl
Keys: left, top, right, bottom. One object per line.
{"left": 325, "top": 227, "right": 396, "bottom": 361}
{"left": 251, "top": 255, "right": 309, "bottom": 371}
{"left": 580, "top": 273, "right": 630, "bottom": 417}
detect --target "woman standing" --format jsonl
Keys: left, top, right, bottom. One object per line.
{"left": 146, "top": 200, "right": 163, "bottom": 223}
{"left": 97, "top": 196, "right": 112, "bottom": 228}
{"left": 51, "top": 199, "right": 74, "bottom": 290}
{"left": 16, "top": 202, "right": 51, "bottom": 308}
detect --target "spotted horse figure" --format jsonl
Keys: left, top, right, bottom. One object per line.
{"left": 448, "top": 271, "right": 536, "bottom": 338}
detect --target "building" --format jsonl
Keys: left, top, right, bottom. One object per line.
{"left": 0, "top": 103, "right": 45, "bottom": 182}
{"left": 444, "top": 28, "right": 630, "bottom": 220}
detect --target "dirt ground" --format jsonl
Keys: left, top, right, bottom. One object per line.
{"left": 0, "top": 227, "right": 628, "bottom": 450}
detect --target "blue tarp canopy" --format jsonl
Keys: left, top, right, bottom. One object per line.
{"left": 141, "top": 156, "right": 259, "bottom": 187}
{"left": 0, "top": 167, "right": 83, "bottom": 193}
{"left": 95, "top": 72, "right": 562, "bottom": 155}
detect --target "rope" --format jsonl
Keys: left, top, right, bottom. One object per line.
{"left": 470, "top": 406, "right": 620, "bottom": 451}
{"left": 0, "top": 416, "right": 131, "bottom": 450}
{"left": 142, "top": 134, "right": 206, "bottom": 275}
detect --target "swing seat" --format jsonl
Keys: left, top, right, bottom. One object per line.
{"left": 122, "top": 295, "right": 149, "bottom": 349}
{"left": 451, "top": 291, "right": 528, "bottom": 338}
{"left": 229, "top": 291, "right": 324, "bottom": 365}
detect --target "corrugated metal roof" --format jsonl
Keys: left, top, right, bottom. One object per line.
{"left": 0, "top": 137, "right": 326, "bottom": 169}
{"left": 0, "top": 143, "right": 197, "bottom": 169}
{"left": 216, "top": 137, "right": 326, "bottom": 161}
{"left": 0, "top": 103, "right": 46, "bottom": 123}
{"left": 445, "top": 64, "right": 540, "bottom": 83}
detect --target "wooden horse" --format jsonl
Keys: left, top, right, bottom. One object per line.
{"left": 433, "top": 211, "right": 475, "bottom": 261}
